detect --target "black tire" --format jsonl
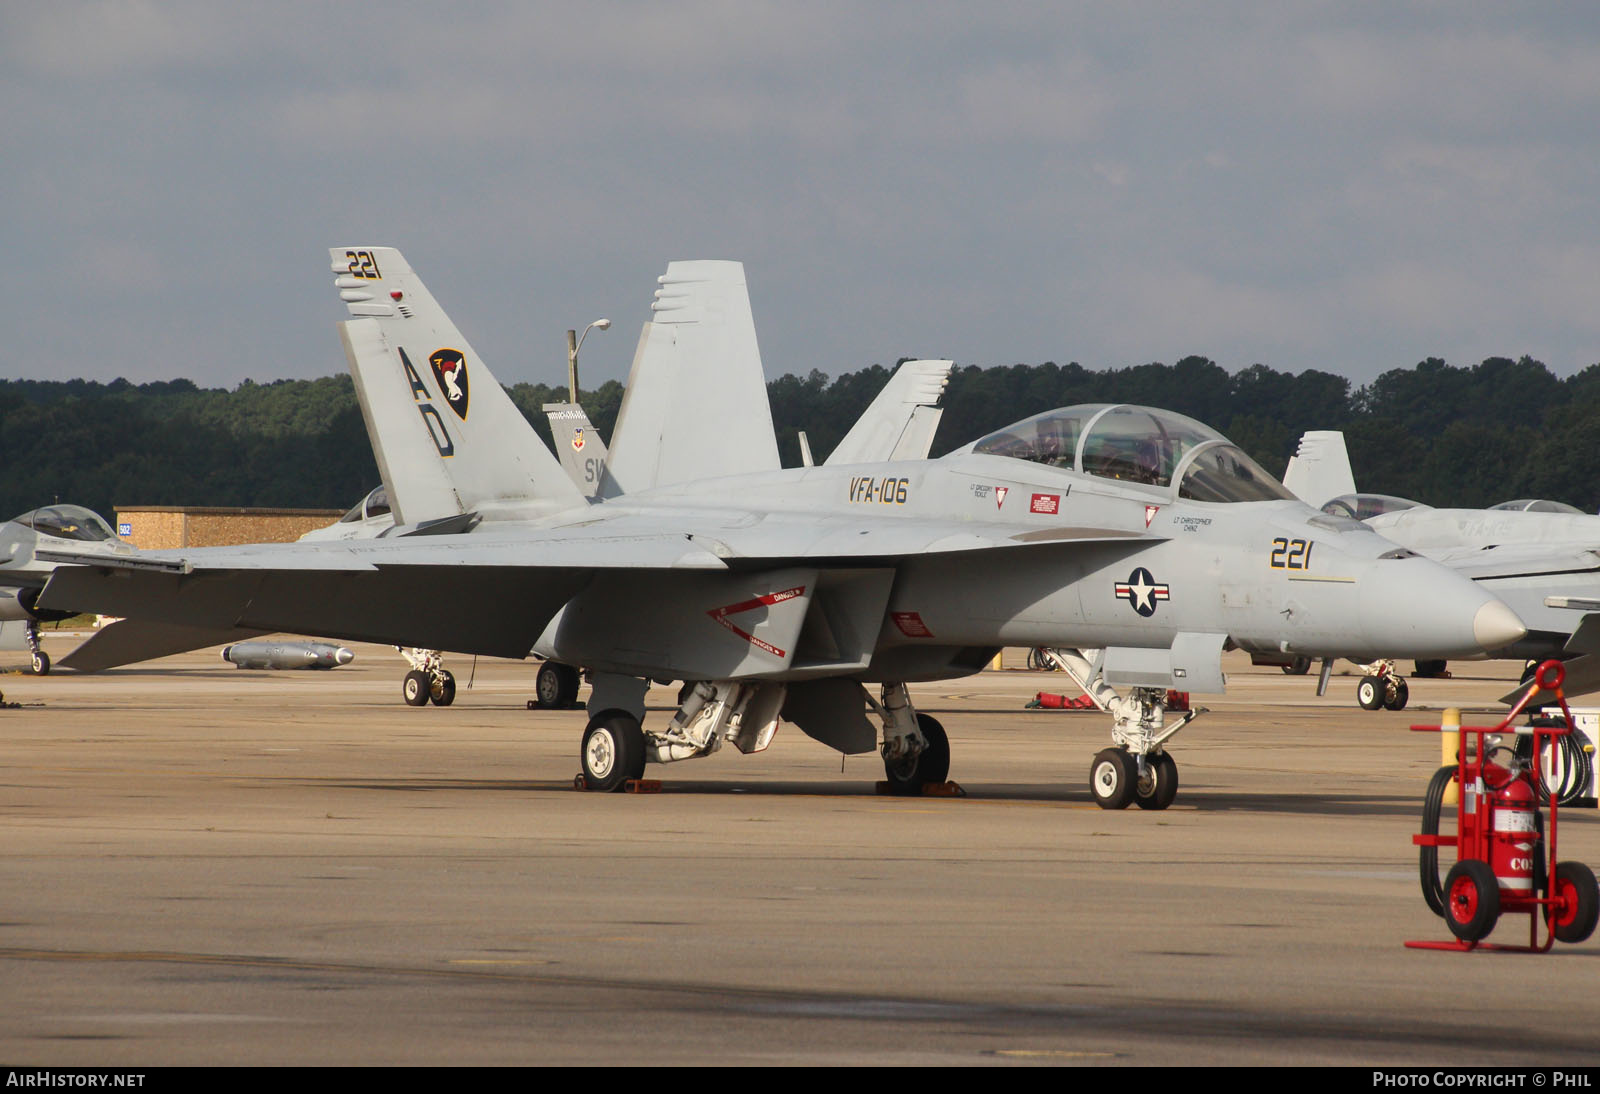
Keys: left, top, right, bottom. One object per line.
{"left": 535, "top": 661, "right": 580, "bottom": 709}
{"left": 580, "top": 709, "right": 647, "bottom": 792}
{"left": 1383, "top": 676, "right": 1409, "bottom": 711}
{"left": 883, "top": 713, "right": 951, "bottom": 795}
{"left": 1443, "top": 860, "right": 1501, "bottom": 942}
{"left": 431, "top": 670, "right": 456, "bottom": 707}
{"left": 1357, "top": 676, "right": 1384, "bottom": 711}
{"left": 1027, "top": 648, "right": 1050, "bottom": 671}
{"left": 1133, "top": 752, "right": 1179, "bottom": 810}
{"left": 1089, "top": 747, "right": 1137, "bottom": 810}
{"left": 1550, "top": 861, "right": 1599, "bottom": 944}
{"left": 402, "top": 670, "right": 430, "bottom": 707}
{"left": 29, "top": 650, "right": 50, "bottom": 676}
{"left": 1281, "top": 656, "right": 1311, "bottom": 676}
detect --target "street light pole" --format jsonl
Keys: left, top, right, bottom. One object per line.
{"left": 566, "top": 318, "right": 610, "bottom": 405}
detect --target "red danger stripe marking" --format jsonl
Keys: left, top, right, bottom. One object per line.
{"left": 707, "top": 586, "right": 806, "bottom": 658}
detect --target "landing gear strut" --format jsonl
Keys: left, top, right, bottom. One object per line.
{"left": 1356, "top": 661, "right": 1407, "bottom": 711}
{"left": 580, "top": 709, "right": 647, "bottom": 792}
{"left": 868, "top": 683, "right": 952, "bottom": 795}
{"left": 397, "top": 647, "right": 455, "bottom": 706}
{"left": 534, "top": 661, "right": 581, "bottom": 709}
{"left": 23, "top": 622, "right": 48, "bottom": 675}
{"left": 1035, "top": 648, "right": 1203, "bottom": 810}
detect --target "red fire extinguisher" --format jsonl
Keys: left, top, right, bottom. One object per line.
{"left": 1485, "top": 762, "right": 1541, "bottom": 900}
{"left": 1410, "top": 659, "right": 1599, "bottom": 952}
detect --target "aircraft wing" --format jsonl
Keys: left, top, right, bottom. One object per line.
{"left": 37, "top": 530, "right": 727, "bottom": 660}
{"left": 1423, "top": 544, "right": 1600, "bottom": 581}
{"left": 39, "top": 514, "right": 1157, "bottom": 663}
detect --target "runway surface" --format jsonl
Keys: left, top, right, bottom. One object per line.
{"left": 3, "top": 637, "right": 1598, "bottom": 1066}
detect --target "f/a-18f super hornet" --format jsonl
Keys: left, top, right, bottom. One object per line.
{"left": 38, "top": 247, "right": 1527, "bottom": 809}
{"left": 305, "top": 260, "right": 952, "bottom": 712}
{"left": 0, "top": 504, "right": 134, "bottom": 674}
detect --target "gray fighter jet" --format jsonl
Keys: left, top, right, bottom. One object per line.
{"left": 38, "top": 248, "right": 1526, "bottom": 808}
{"left": 1285, "top": 429, "right": 1600, "bottom": 703}
{"left": 0, "top": 504, "right": 135, "bottom": 674}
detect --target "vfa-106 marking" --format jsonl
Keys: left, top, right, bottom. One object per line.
{"left": 37, "top": 249, "right": 1530, "bottom": 812}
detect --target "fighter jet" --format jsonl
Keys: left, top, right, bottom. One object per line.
{"left": 37, "top": 248, "right": 1526, "bottom": 809}
{"left": 1284, "top": 429, "right": 1600, "bottom": 703}
{"left": 0, "top": 504, "right": 135, "bottom": 673}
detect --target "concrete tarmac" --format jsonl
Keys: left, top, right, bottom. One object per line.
{"left": 2, "top": 636, "right": 1598, "bottom": 1066}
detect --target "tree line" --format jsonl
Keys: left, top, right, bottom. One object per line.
{"left": 2, "top": 353, "right": 1595, "bottom": 521}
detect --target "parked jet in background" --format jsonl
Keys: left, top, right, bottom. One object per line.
{"left": 0, "top": 504, "right": 135, "bottom": 674}
{"left": 37, "top": 249, "right": 1526, "bottom": 809}
{"left": 1283, "top": 429, "right": 1600, "bottom": 703}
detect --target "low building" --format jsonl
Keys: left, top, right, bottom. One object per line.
{"left": 114, "top": 506, "right": 343, "bottom": 550}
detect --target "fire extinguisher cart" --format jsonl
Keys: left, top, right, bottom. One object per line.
{"left": 1408, "top": 660, "right": 1599, "bottom": 952}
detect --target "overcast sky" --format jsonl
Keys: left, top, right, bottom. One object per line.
{"left": 5, "top": 2, "right": 1599, "bottom": 395}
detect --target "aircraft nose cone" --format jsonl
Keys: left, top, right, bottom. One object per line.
{"left": 1351, "top": 556, "right": 1526, "bottom": 660}
{"left": 1473, "top": 600, "right": 1526, "bottom": 652}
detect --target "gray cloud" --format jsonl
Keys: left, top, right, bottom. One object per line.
{"left": 4, "top": 2, "right": 1599, "bottom": 395}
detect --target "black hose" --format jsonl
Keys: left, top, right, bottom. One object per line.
{"left": 1420, "top": 765, "right": 1456, "bottom": 917}
{"left": 1540, "top": 732, "right": 1593, "bottom": 806}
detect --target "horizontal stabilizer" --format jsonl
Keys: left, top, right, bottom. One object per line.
{"left": 60, "top": 620, "right": 270, "bottom": 673}
{"left": 1501, "top": 650, "right": 1600, "bottom": 705}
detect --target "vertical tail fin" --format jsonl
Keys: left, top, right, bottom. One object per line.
{"left": 825, "top": 359, "right": 952, "bottom": 465}
{"left": 1282, "top": 430, "right": 1357, "bottom": 508}
{"left": 543, "top": 401, "right": 610, "bottom": 498}
{"left": 330, "top": 247, "right": 585, "bottom": 524}
{"left": 603, "top": 261, "right": 780, "bottom": 494}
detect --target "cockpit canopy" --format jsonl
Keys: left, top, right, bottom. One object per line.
{"left": 338, "top": 486, "right": 392, "bottom": 523}
{"left": 1489, "top": 498, "right": 1585, "bottom": 514}
{"left": 1320, "top": 493, "right": 1428, "bottom": 521}
{"left": 10, "top": 504, "right": 119, "bottom": 542}
{"left": 969, "top": 404, "right": 1295, "bottom": 503}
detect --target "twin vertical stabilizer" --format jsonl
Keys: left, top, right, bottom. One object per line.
{"left": 330, "top": 246, "right": 585, "bottom": 525}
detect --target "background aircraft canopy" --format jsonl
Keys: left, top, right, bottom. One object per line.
{"left": 11, "top": 505, "right": 118, "bottom": 542}
{"left": 337, "top": 486, "right": 391, "bottom": 524}
{"left": 1321, "top": 493, "right": 1427, "bottom": 520}
{"left": 1490, "top": 498, "right": 1585, "bottom": 514}
{"left": 972, "top": 404, "right": 1295, "bottom": 502}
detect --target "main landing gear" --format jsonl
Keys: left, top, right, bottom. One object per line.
{"left": 573, "top": 677, "right": 956, "bottom": 796}
{"left": 22, "top": 621, "right": 48, "bottom": 675}
{"left": 532, "top": 661, "right": 581, "bottom": 709}
{"left": 867, "top": 683, "right": 950, "bottom": 795}
{"left": 397, "top": 647, "right": 455, "bottom": 706}
{"left": 1033, "top": 647, "right": 1203, "bottom": 810}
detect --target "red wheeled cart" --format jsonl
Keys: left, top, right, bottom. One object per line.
{"left": 1408, "top": 660, "right": 1599, "bottom": 952}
